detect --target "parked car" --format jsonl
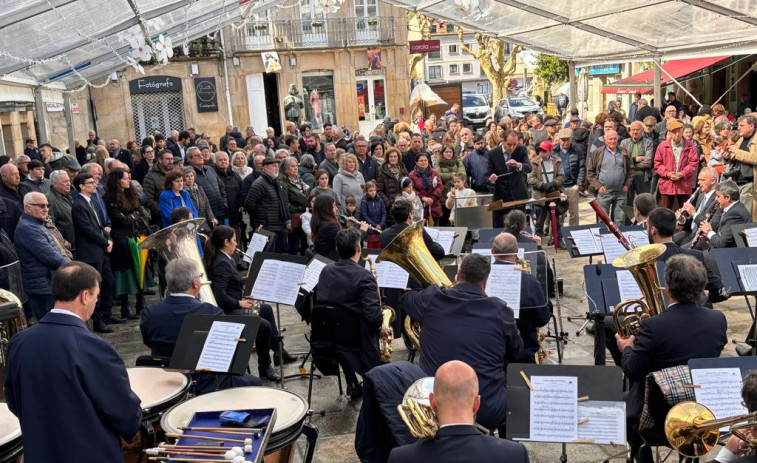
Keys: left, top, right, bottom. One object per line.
{"left": 494, "top": 95, "right": 542, "bottom": 121}
{"left": 462, "top": 94, "right": 491, "bottom": 130}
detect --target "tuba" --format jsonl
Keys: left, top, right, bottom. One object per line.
{"left": 612, "top": 243, "right": 667, "bottom": 338}
{"left": 139, "top": 218, "right": 217, "bottom": 305}
{"left": 376, "top": 220, "right": 451, "bottom": 350}
{"left": 665, "top": 401, "right": 757, "bottom": 458}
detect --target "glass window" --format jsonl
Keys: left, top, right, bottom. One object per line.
{"left": 428, "top": 66, "right": 442, "bottom": 80}
{"left": 428, "top": 51, "right": 441, "bottom": 60}
{"left": 449, "top": 44, "right": 458, "bottom": 54}
{"left": 354, "top": 0, "right": 377, "bottom": 17}
{"left": 430, "top": 24, "right": 437, "bottom": 33}
{"left": 446, "top": 23, "right": 455, "bottom": 32}
{"left": 463, "top": 63, "right": 472, "bottom": 73}
{"left": 302, "top": 70, "right": 337, "bottom": 130}
{"left": 450, "top": 64, "right": 459, "bottom": 75}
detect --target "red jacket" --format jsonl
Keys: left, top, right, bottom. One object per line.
{"left": 408, "top": 167, "right": 443, "bottom": 218}
{"left": 654, "top": 139, "right": 698, "bottom": 195}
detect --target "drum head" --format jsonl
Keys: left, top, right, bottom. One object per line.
{"left": 161, "top": 387, "right": 308, "bottom": 436}
{"left": 127, "top": 367, "right": 189, "bottom": 410}
{"left": 0, "top": 403, "right": 21, "bottom": 447}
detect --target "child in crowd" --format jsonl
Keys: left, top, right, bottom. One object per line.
{"left": 312, "top": 169, "right": 342, "bottom": 213}
{"left": 445, "top": 172, "right": 477, "bottom": 225}
{"left": 359, "top": 181, "right": 386, "bottom": 249}
{"left": 340, "top": 195, "right": 359, "bottom": 228}
{"left": 400, "top": 177, "right": 424, "bottom": 222}
{"left": 301, "top": 194, "right": 316, "bottom": 247}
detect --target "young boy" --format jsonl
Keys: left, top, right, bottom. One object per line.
{"left": 359, "top": 181, "right": 386, "bottom": 249}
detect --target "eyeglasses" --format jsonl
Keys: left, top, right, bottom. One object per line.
{"left": 30, "top": 203, "right": 50, "bottom": 209}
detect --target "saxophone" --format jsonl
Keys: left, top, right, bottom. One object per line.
{"left": 363, "top": 256, "right": 396, "bottom": 363}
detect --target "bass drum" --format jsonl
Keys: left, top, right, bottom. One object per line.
{"left": 161, "top": 387, "right": 314, "bottom": 463}
{"left": 0, "top": 402, "right": 22, "bottom": 463}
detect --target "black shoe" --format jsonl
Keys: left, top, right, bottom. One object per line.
{"left": 346, "top": 382, "right": 363, "bottom": 399}
{"left": 260, "top": 366, "right": 281, "bottom": 381}
{"left": 93, "top": 321, "right": 114, "bottom": 333}
{"left": 108, "top": 317, "right": 127, "bottom": 325}
{"left": 121, "top": 307, "right": 138, "bottom": 320}
{"left": 736, "top": 345, "right": 754, "bottom": 357}
{"left": 274, "top": 349, "right": 298, "bottom": 366}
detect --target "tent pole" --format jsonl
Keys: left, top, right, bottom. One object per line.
{"left": 569, "top": 61, "right": 577, "bottom": 112}
{"left": 34, "top": 87, "right": 48, "bottom": 145}
{"left": 63, "top": 92, "right": 76, "bottom": 155}
{"left": 713, "top": 61, "right": 757, "bottom": 106}
{"left": 653, "top": 57, "right": 662, "bottom": 111}
{"left": 652, "top": 59, "right": 702, "bottom": 108}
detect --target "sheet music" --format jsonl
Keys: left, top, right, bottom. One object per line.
{"left": 486, "top": 264, "right": 522, "bottom": 318}
{"left": 195, "top": 321, "right": 245, "bottom": 373}
{"left": 738, "top": 264, "right": 757, "bottom": 292}
{"left": 617, "top": 270, "right": 643, "bottom": 302}
{"left": 243, "top": 233, "right": 269, "bottom": 263}
{"left": 577, "top": 401, "right": 626, "bottom": 445}
{"left": 625, "top": 230, "right": 649, "bottom": 248}
{"left": 744, "top": 227, "right": 757, "bottom": 247}
{"left": 691, "top": 368, "right": 747, "bottom": 431}
{"left": 571, "top": 229, "right": 601, "bottom": 255}
{"left": 301, "top": 258, "right": 328, "bottom": 293}
{"left": 425, "top": 227, "right": 456, "bottom": 254}
{"left": 600, "top": 234, "right": 628, "bottom": 264}
{"left": 251, "top": 259, "right": 306, "bottom": 305}
{"left": 365, "top": 260, "right": 409, "bottom": 289}
{"left": 529, "top": 376, "right": 578, "bottom": 442}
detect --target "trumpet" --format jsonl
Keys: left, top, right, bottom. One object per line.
{"left": 339, "top": 214, "right": 381, "bottom": 233}
{"left": 665, "top": 401, "right": 757, "bottom": 458}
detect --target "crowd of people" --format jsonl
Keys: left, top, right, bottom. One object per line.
{"left": 3, "top": 89, "right": 757, "bottom": 463}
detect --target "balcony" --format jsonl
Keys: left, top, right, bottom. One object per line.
{"left": 231, "top": 16, "right": 397, "bottom": 52}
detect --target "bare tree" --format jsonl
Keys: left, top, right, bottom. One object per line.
{"left": 408, "top": 13, "right": 433, "bottom": 81}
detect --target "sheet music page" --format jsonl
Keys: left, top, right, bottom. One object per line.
{"left": 529, "top": 376, "right": 578, "bottom": 442}
{"left": 571, "top": 229, "right": 601, "bottom": 255}
{"left": 485, "top": 264, "right": 522, "bottom": 318}
{"left": 738, "top": 264, "right": 757, "bottom": 292}
{"left": 436, "top": 231, "right": 456, "bottom": 254}
{"left": 251, "top": 259, "right": 306, "bottom": 305}
{"left": 617, "top": 270, "right": 643, "bottom": 302}
{"left": 365, "top": 261, "right": 409, "bottom": 289}
{"left": 600, "top": 233, "right": 628, "bottom": 264}
{"left": 424, "top": 227, "right": 439, "bottom": 241}
{"left": 744, "top": 227, "right": 757, "bottom": 247}
{"left": 243, "top": 233, "right": 269, "bottom": 263}
{"left": 691, "top": 368, "right": 747, "bottom": 431}
{"left": 577, "top": 401, "right": 626, "bottom": 445}
{"left": 625, "top": 231, "right": 649, "bottom": 248}
{"left": 195, "top": 321, "right": 245, "bottom": 373}
{"left": 301, "top": 258, "right": 328, "bottom": 293}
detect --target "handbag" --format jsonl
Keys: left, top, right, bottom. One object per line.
{"left": 290, "top": 212, "right": 303, "bottom": 229}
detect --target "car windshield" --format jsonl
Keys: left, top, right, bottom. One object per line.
{"left": 509, "top": 97, "right": 536, "bottom": 108}
{"left": 463, "top": 95, "right": 487, "bottom": 107}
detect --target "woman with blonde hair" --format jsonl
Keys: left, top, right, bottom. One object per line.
{"left": 485, "top": 131, "right": 500, "bottom": 150}
{"left": 333, "top": 152, "right": 365, "bottom": 205}
{"left": 94, "top": 146, "right": 110, "bottom": 167}
{"left": 693, "top": 120, "right": 714, "bottom": 165}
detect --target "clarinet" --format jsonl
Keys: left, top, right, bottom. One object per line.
{"left": 588, "top": 198, "right": 633, "bottom": 250}
{"left": 691, "top": 203, "right": 720, "bottom": 248}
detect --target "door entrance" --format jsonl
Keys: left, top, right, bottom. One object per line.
{"left": 356, "top": 76, "right": 386, "bottom": 135}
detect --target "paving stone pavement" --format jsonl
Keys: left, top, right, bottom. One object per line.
{"left": 107, "top": 197, "right": 749, "bottom": 462}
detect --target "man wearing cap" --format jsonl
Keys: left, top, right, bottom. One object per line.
{"left": 621, "top": 121, "right": 654, "bottom": 199}
{"left": 245, "top": 157, "right": 290, "bottom": 253}
{"left": 24, "top": 139, "right": 41, "bottom": 162}
{"left": 529, "top": 141, "right": 566, "bottom": 247}
{"left": 60, "top": 154, "right": 82, "bottom": 181}
{"left": 554, "top": 128, "right": 585, "bottom": 226}
{"left": 654, "top": 120, "right": 699, "bottom": 210}
{"left": 544, "top": 118, "right": 559, "bottom": 142}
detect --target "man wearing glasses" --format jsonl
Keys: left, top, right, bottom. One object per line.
{"left": 13, "top": 192, "right": 70, "bottom": 321}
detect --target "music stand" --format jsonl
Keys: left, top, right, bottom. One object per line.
{"left": 734, "top": 223, "right": 757, "bottom": 248}
{"left": 242, "top": 229, "right": 275, "bottom": 263}
{"left": 564, "top": 224, "right": 603, "bottom": 261}
{"left": 169, "top": 315, "right": 259, "bottom": 391}
{"left": 425, "top": 226, "right": 467, "bottom": 256}
{"left": 689, "top": 356, "right": 757, "bottom": 377}
{"left": 245, "top": 252, "right": 309, "bottom": 387}
{"left": 506, "top": 363, "right": 625, "bottom": 462}
{"left": 711, "top": 248, "right": 757, "bottom": 352}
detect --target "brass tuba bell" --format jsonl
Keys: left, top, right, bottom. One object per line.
{"left": 139, "top": 218, "right": 217, "bottom": 305}
{"left": 376, "top": 220, "right": 451, "bottom": 350}
{"left": 611, "top": 243, "right": 667, "bottom": 338}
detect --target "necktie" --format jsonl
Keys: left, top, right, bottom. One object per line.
{"left": 89, "top": 199, "right": 101, "bottom": 226}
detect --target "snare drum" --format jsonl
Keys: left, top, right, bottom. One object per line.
{"left": 124, "top": 367, "right": 190, "bottom": 463}
{"left": 0, "top": 403, "right": 22, "bottom": 463}
{"left": 162, "top": 387, "right": 309, "bottom": 463}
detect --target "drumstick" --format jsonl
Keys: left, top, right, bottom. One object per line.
{"left": 165, "top": 433, "right": 249, "bottom": 444}
{"left": 180, "top": 427, "right": 263, "bottom": 434}
{"left": 149, "top": 458, "right": 250, "bottom": 463}
{"left": 158, "top": 444, "right": 253, "bottom": 456}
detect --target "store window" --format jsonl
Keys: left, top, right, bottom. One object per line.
{"left": 302, "top": 70, "right": 337, "bottom": 130}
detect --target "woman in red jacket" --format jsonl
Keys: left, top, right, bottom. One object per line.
{"left": 654, "top": 120, "right": 699, "bottom": 209}
{"left": 408, "top": 152, "right": 443, "bottom": 222}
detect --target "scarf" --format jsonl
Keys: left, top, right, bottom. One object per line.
{"left": 266, "top": 174, "right": 289, "bottom": 221}
{"left": 437, "top": 156, "right": 460, "bottom": 170}
{"left": 416, "top": 166, "right": 431, "bottom": 189}
{"left": 44, "top": 217, "right": 73, "bottom": 259}
{"left": 287, "top": 175, "right": 309, "bottom": 195}
{"left": 387, "top": 164, "right": 400, "bottom": 180}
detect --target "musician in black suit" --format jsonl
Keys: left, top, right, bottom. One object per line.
{"left": 616, "top": 255, "right": 726, "bottom": 442}
{"left": 400, "top": 253, "right": 523, "bottom": 432}
{"left": 140, "top": 257, "right": 260, "bottom": 394}
{"left": 712, "top": 372, "right": 757, "bottom": 463}
{"left": 491, "top": 232, "right": 551, "bottom": 363}
{"left": 486, "top": 130, "right": 532, "bottom": 228}
{"left": 72, "top": 173, "right": 114, "bottom": 333}
{"left": 204, "top": 225, "right": 295, "bottom": 381}
{"left": 388, "top": 360, "right": 529, "bottom": 463}
{"left": 697, "top": 180, "right": 752, "bottom": 249}
{"left": 673, "top": 167, "right": 718, "bottom": 246}
{"left": 315, "top": 227, "right": 384, "bottom": 397}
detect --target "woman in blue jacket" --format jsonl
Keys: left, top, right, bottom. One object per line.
{"left": 159, "top": 170, "right": 198, "bottom": 228}
{"left": 359, "top": 180, "right": 386, "bottom": 249}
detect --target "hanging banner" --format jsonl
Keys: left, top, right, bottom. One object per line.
{"left": 262, "top": 51, "right": 282, "bottom": 73}
{"left": 194, "top": 77, "right": 218, "bottom": 113}
{"left": 367, "top": 47, "right": 382, "bottom": 70}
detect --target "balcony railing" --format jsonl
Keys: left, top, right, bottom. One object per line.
{"left": 231, "top": 16, "right": 397, "bottom": 52}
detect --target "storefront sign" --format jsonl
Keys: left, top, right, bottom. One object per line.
{"left": 589, "top": 64, "right": 621, "bottom": 75}
{"left": 70, "top": 103, "right": 80, "bottom": 114}
{"left": 409, "top": 40, "right": 441, "bottom": 54}
{"left": 129, "top": 76, "right": 183, "bottom": 94}
{"left": 45, "top": 102, "right": 64, "bottom": 112}
{"left": 355, "top": 68, "right": 385, "bottom": 77}
{"left": 194, "top": 77, "right": 218, "bottom": 112}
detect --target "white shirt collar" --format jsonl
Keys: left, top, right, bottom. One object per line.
{"left": 50, "top": 308, "right": 83, "bottom": 320}
{"left": 169, "top": 292, "right": 198, "bottom": 299}
{"left": 438, "top": 423, "right": 475, "bottom": 429}
{"left": 724, "top": 201, "right": 736, "bottom": 213}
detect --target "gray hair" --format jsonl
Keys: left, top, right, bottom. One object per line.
{"left": 50, "top": 170, "right": 69, "bottom": 184}
{"left": 279, "top": 156, "right": 298, "bottom": 180}
{"left": 231, "top": 151, "right": 247, "bottom": 166}
{"left": 300, "top": 154, "right": 315, "bottom": 169}
{"left": 165, "top": 257, "right": 202, "bottom": 294}
{"left": 14, "top": 155, "right": 30, "bottom": 165}
{"left": 246, "top": 125, "right": 255, "bottom": 132}
{"left": 102, "top": 157, "right": 114, "bottom": 169}
{"left": 665, "top": 254, "right": 707, "bottom": 303}
{"left": 23, "top": 191, "right": 45, "bottom": 208}
{"left": 275, "top": 148, "right": 289, "bottom": 159}
{"left": 80, "top": 162, "right": 101, "bottom": 174}
{"left": 186, "top": 146, "right": 201, "bottom": 158}
{"left": 738, "top": 114, "right": 757, "bottom": 127}
{"left": 699, "top": 166, "right": 718, "bottom": 180}
{"left": 716, "top": 180, "right": 740, "bottom": 201}
{"left": 638, "top": 98, "right": 648, "bottom": 106}
{"left": 214, "top": 151, "right": 229, "bottom": 161}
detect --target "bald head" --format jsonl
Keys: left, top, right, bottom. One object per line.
{"left": 430, "top": 361, "right": 480, "bottom": 425}
{"left": 491, "top": 232, "right": 518, "bottom": 262}
{"left": 0, "top": 164, "right": 20, "bottom": 188}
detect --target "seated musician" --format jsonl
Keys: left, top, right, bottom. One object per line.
{"left": 388, "top": 360, "right": 528, "bottom": 463}
{"left": 203, "top": 225, "right": 296, "bottom": 382}
{"left": 314, "top": 227, "right": 385, "bottom": 398}
{"left": 504, "top": 209, "right": 555, "bottom": 297}
{"left": 632, "top": 193, "right": 656, "bottom": 227}
{"left": 696, "top": 180, "right": 752, "bottom": 249}
{"left": 673, "top": 167, "right": 718, "bottom": 246}
{"left": 616, "top": 255, "right": 726, "bottom": 440}
{"left": 713, "top": 371, "right": 757, "bottom": 463}
{"left": 491, "top": 232, "right": 551, "bottom": 363}
{"left": 140, "top": 257, "right": 261, "bottom": 393}
{"left": 400, "top": 254, "right": 523, "bottom": 433}
{"left": 381, "top": 199, "right": 445, "bottom": 259}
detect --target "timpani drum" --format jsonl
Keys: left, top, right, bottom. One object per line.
{"left": 124, "top": 367, "right": 191, "bottom": 462}
{"left": 0, "top": 403, "right": 22, "bottom": 463}
{"left": 161, "top": 387, "right": 310, "bottom": 463}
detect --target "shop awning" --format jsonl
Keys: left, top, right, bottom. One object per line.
{"left": 601, "top": 56, "right": 728, "bottom": 94}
